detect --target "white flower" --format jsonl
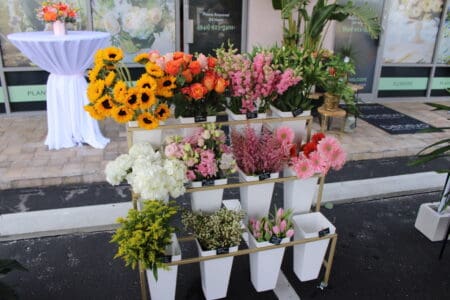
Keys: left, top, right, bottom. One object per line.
{"left": 148, "top": 7, "right": 162, "bottom": 25}
{"left": 105, "top": 154, "right": 133, "bottom": 185}
{"left": 102, "top": 12, "right": 121, "bottom": 35}
{"left": 201, "top": 130, "right": 211, "bottom": 139}
{"left": 121, "top": 6, "right": 154, "bottom": 39}
{"left": 219, "top": 153, "right": 236, "bottom": 172}
{"left": 129, "top": 143, "right": 156, "bottom": 159}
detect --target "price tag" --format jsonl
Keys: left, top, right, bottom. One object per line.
{"left": 161, "top": 255, "right": 172, "bottom": 263}
{"left": 194, "top": 115, "right": 207, "bottom": 122}
{"left": 216, "top": 247, "right": 229, "bottom": 255}
{"left": 269, "top": 235, "right": 283, "bottom": 245}
{"left": 202, "top": 179, "right": 215, "bottom": 186}
{"left": 292, "top": 108, "right": 304, "bottom": 117}
{"left": 318, "top": 227, "right": 330, "bottom": 238}
{"left": 246, "top": 112, "right": 258, "bottom": 119}
{"left": 258, "top": 173, "right": 271, "bottom": 181}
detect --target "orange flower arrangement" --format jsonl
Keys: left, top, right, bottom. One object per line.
{"left": 36, "top": 1, "right": 78, "bottom": 23}
{"left": 147, "top": 51, "right": 228, "bottom": 118}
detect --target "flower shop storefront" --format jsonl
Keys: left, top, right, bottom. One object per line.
{"left": 0, "top": 0, "right": 449, "bottom": 114}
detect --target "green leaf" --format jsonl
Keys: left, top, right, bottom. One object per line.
{"left": 324, "top": 202, "right": 334, "bottom": 210}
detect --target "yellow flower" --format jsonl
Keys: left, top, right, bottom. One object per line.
{"left": 105, "top": 71, "right": 116, "bottom": 87}
{"left": 139, "top": 88, "right": 157, "bottom": 110}
{"left": 124, "top": 88, "right": 141, "bottom": 110}
{"left": 94, "top": 95, "right": 115, "bottom": 117}
{"left": 134, "top": 53, "right": 149, "bottom": 64}
{"left": 156, "top": 76, "right": 176, "bottom": 98}
{"left": 102, "top": 47, "right": 124, "bottom": 62}
{"left": 137, "top": 112, "right": 159, "bottom": 130}
{"left": 136, "top": 74, "right": 157, "bottom": 91}
{"left": 145, "top": 62, "right": 164, "bottom": 78}
{"left": 88, "top": 63, "right": 103, "bottom": 82}
{"left": 94, "top": 49, "right": 104, "bottom": 65}
{"left": 113, "top": 81, "right": 128, "bottom": 103}
{"left": 112, "top": 105, "right": 134, "bottom": 123}
{"left": 84, "top": 105, "right": 105, "bottom": 120}
{"left": 155, "top": 103, "right": 171, "bottom": 121}
{"left": 87, "top": 80, "right": 105, "bottom": 102}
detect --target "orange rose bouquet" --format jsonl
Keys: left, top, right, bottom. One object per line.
{"left": 36, "top": 1, "right": 79, "bottom": 23}
{"left": 147, "top": 51, "right": 228, "bottom": 118}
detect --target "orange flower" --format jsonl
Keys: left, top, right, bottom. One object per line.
{"left": 207, "top": 57, "right": 217, "bottom": 69}
{"left": 183, "top": 54, "right": 193, "bottom": 64}
{"left": 172, "top": 52, "right": 185, "bottom": 60}
{"left": 189, "top": 61, "right": 201, "bottom": 76}
{"left": 43, "top": 11, "right": 57, "bottom": 22}
{"left": 189, "top": 83, "right": 207, "bottom": 100}
{"left": 181, "top": 69, "right": 193, "bottom": 83}
{"left": 165, "top": 59, "right": 182, "bottom": 76}
{"left": 214, "top": 77, "right": 228, "bottom": 94}
{"left": 202, "top": 72, "right": 216, "bottom": 91}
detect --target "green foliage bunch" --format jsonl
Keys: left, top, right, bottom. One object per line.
{"left": 111, "top": 200, "right": 178, "bottom": 280}
{"left": 182, "top": 208, "right": 245, "bottom": 251}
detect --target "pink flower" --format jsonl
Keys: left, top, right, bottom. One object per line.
{"left": 272, "top": 225, "right": 280, "bottom": 235}
{"left": 317, "top": 136, "right": 339, "bottom": 160}
{"left": 286, "top": 229, "right": 294, "bottom": 238}
{"left": 308, "top": 151, "right": 327, "bottom": 174}
{"left": 279, "top": 219, "right": 287, "bottom": 232}
{"left": 292, "top": 157, "right": 315, "bottom": 179}
{"left": 276, "top": 126, "right": 294, "bottom": 145}
{"left": 328, "top": 148, "right": 346, "bottom": 171}
{"left": 276, "top": 207, "right": 284, "bottom": 220}
{"left": 186, "top": 170, "right": 196, "bottom": 180}
{"left": 197, "top": 53, "right": 208, "bottom": 70}
{"left": 165, "top": 143, "right": 183, "bottom": 159}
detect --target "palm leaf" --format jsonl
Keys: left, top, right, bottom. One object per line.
{"left": 424, "top": 102, "right": 450, "bottom": 111}
{"left": 416, "top": 138, "right": 450, "bottom": 156}
{"left": 338, "top": 4, "right": 381, "bottom": 39}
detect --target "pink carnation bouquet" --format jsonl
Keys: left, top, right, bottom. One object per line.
{"left": 249, "top": 207, "right": 295, "bottom": 243}
{"left": 164, "top": 124, "right": 236, "bottom": 181}
{"left": 290, "top": 132, "right": 346, "bottom": 179}
{"left": 231, "top": 125, "right": 294, "bottom": 176}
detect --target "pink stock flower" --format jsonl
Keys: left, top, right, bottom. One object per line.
{"left": 286, "top": 229, "right": 294, "bottom": 238}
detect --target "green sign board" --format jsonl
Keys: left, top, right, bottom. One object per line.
{"left": 378, "top": 78, "right": 428, "bottom": 91}
{"left": 8, "top": 85, "right": 47, "bottom": 102}
{"left": 0, "top": 90, "right": 4, "bottom": 103}
{"left": 431, "top": 77, "right": 450, "bottom": 90}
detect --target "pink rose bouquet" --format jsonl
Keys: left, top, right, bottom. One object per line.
{"left": 249, "top": 207, "right": 295, "bottom": 243}
{"left": 290, "top": 132, "right": 346, "bottom": 179}
{"left": 164, "top": 124, "right": 236, "bottom": 181}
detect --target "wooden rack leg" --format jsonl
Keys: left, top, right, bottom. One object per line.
{"left": 315, "top": 175, "right": 325, "bottom": 212}
{"left": 139, "top": 262, "right": 149, "bottom": 300}
{"left": 322, "top": 235, "right": 338, "bottom": 287}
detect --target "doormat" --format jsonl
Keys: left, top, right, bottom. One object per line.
{"left": 356, "top": 103, "right": 440, "bottom": 135}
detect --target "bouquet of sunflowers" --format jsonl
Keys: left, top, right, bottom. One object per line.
{"left": 85, "top": 47, "right": 176, "bottom": 130}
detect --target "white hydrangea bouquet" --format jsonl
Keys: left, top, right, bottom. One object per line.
{"left": 105, "top": 143, "right": 187, "bottom": 201}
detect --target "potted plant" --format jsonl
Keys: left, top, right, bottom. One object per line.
{"left": 321, "top": 53, "right": 357, "bottom": 112}
{"left": 247, "top": 207, "right": 295, "bottom": 292}
{"left": 231, "top": 126, "right": 292, "bottom": 220}
{"left": 164, "top": 124, "right": 237, "bottom": 213}
{"left": 111, "top": 200, "right": 180, "bottom": 300}
{"left": 411, "top": 103, "right": 450, "bottom": 242}
{"left": 286, "top": 132, "right": 346, "bottom": 214}
{"left": 36, "top": 1, "right": 79, "bottom": 35}
{"left": 272, "top": 0, "right": 380, "bottom": 50}
{"left": 105, "top": 142, "right": 188, "bottom": 202}
{"left": 182, "top": 208, "right": 245, "bottom": 300}
{"left": 85, "top": 48, "right": 177, "bottom": 148}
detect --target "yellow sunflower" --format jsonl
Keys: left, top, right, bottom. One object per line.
{"left": 145, "top": 62, "right": 164, "bottom": 77}
{"left": 134, "top": 53, "right": 149, "bottom": 65}
{"left": 124, "top": 88, "right": 141, "bottom": 110}
{"left": 137, "top": 112, "right": 159, "bottom": 130}
{"left": 105, "top": 71, "right": 116, "bottom": 87}
{"left": 94, "top": 49, "right": 104, "bottom": 65}
{"left": 87, "top": 80, "right": 105, "bottom": 102}
{"left": 102, "top": 47, "right": 124, "bottom": 62}
{"left": 136, "top": 74, "right": 157, "bottom": 91}
{"left": 139, "top": 88, "right": 157, "bottom": 110}
{"left": 88, "top": 63, "right": 104, "bottom": 82}
{"left": 84, "top": 105, "right": 105, "bottom": 120}
{"left": 113, "top": 81, "right": 128, "bottom": 103}
{"left": 156, "top": 76, "right": 177, "bottom": 98}
{"left": 111, "top": 105, "right": 134, "bottom": 123}
{"left": 94, "top": 95, "right": 115, "bottom": 117}
{"left": 155, "top": 103, "right": 171, "bottom": 121}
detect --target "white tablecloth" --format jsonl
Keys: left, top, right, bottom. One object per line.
{"left": 8, "top": 31, "right": 111, "bottom": 150}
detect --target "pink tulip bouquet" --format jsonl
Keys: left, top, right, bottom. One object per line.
{"left": 249, "top": 207, "right": 295, "bottom": 243}
{"left": 230, "top": 125, "right": 294, "bottom": 176}
{"left": 164, "top": 124, "right": 236, "bottom": 181}
{"left": 290, "top": 132, "right": 346, "bottom": 179}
